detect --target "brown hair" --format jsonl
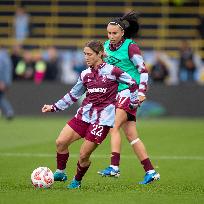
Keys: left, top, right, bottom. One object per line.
{"left": 85, "top": 40, "right": 104, "bottom": 54}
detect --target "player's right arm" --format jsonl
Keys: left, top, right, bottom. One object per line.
{"left": 42, "top": 76, "right": 86, "bottom": 113}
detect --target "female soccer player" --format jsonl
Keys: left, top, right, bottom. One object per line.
{"left": 41, "top": 40, "right": 138, "bottom": 189}
{"left": 97, "top": 11, "right": 160, "bottom": 184}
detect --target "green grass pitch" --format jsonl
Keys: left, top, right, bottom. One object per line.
{"left": 0, "top": 116, "right": 204, "bottom": 204}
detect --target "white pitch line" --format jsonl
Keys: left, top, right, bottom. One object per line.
{"left": 0, "top": 152, "right": 204, "bottom": 160}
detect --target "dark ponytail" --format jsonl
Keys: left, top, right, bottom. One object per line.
{"left": 108, "top": 11, "right": 140, "bottom": 39}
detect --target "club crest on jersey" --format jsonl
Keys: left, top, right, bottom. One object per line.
{"left": 106, "top": 56, "right": 121, "bottom": 65}
{"left": 102, "top": 76, "right": 107, "bottom": 82}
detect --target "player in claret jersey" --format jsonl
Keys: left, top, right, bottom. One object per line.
{"left": 97, "top": 11, "right": 160, "bottom": 184}
{"left": 41, "top": 40, "right": 138, "bottom": 189}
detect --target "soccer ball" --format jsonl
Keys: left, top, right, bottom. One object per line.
{"left": 31, "top": 167, "right": 54, "bottom": 188}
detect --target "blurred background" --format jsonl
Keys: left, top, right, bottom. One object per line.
{"left": 0, "top": 0, "right": 204, "bottom": 118}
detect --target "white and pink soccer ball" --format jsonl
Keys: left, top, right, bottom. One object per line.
{"left": 31, "top": 167, "right": 54, "bottom": 188}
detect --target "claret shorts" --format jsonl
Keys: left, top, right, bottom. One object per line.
{"left": 116, "top": 89, "right": 137, "bottom": 121}
{"left": 68, "top": 117, "right": 110, "bottom": 144}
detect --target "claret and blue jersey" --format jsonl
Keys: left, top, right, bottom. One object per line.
{"left": 53, "top": 62, "right": 138, "bottom": 127}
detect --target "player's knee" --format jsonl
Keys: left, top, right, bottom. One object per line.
{"left": 56, "top": 138, "right": 66, "bottom": 149}
{"left": 125, "top": 129, "right": 138, "bottom": 142}
{"left": 126, "top": 134, "right": 137, "bottom": 142}
{"left": 110, "top": 127, "right": 120, "bottom": 136}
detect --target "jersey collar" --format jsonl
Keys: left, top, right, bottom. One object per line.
{"left": 90, "top": 62, "right": 106, "bottom": 70}
{"left": 109, "top": 38, "right": 125, "bottom": 51}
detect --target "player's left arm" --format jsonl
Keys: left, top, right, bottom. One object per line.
{"left": 129, "top": 44, "right": 148, "bottom": 103}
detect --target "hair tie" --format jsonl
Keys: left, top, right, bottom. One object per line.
{"left": 108, "top": 21, "right": 124, "bottom": 30}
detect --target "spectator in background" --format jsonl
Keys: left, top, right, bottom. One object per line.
{"left": 60, "top": 51, "right": 78, "bottom": 84}
{"left": 0, "top": 47, "right": 14, "bottom": 120}
{"left": 13, "top": 6, "right": 30, "bottom": 42}
{"left": 33, "top": 51, "right": 47, "bottom": 85}
{"left": 10, "top": 43, "right": 23, "bottom": 80}
{"left": 45, "top": 47, "right": 60, "bottom": 81}
{"left": 178, "top": 40, "right": 197, "bottom": 82}
{"left": 150, "top": 52, "right": 169, "bottom": 83}
{"left": 15, "top": 50, "right": 34, "bottom": 80}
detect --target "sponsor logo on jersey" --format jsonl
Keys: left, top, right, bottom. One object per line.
{"left": 88, "top": 88, "right": 107, "bottom": 93}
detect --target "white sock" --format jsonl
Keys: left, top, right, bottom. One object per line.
{"left": 147, "top": 170, "right": 155, "bottom": 174}
{"left": 56, "top": 169, "right": 65, "bottom": 173}
{"left": 110, "top": 165, "right": 119, "bottom": 171}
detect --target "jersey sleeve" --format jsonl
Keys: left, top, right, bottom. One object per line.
{"left": 111, "top": 66, "right": 138, "bottom": 93}
{"left": 53, "top": 76, "right": 86, "bottom": 111}
{"left": 129, "top": 44, "right": 148, "bottom": 96}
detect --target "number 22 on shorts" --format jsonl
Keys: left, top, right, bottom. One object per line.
{"left": 91, "top": 124, "right": 104, "bottom": 137}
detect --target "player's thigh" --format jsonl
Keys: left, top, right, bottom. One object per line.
{"left": 57, "top": 124, "right": 81, "bottom": 145}
{"left": 113, "top": 108, "right": 128, "bottom": 129}
{"left": 122, "top": 120, "right": 138, "bottom": 142}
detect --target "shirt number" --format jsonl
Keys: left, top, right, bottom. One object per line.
{"left": 91, "top": 124, "right": 104, "bottom": 137}
{"left": 118, "top": 96, "right": 128, "bottom": 105}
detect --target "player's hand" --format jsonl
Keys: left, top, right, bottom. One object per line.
{"left": 138, "top": 95, "right": 146, "bottom": 104}
{"left": 129, "top": 95, "right": 146, "bottom": 110}
{"left": 129, "top": 99, "right": 140, "bottom": 110}
{"left": 42, "top": 104, "right": 52, "bottom": 113}
{"left": 129, "top": 91, "right": 139, "bottom": 110}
